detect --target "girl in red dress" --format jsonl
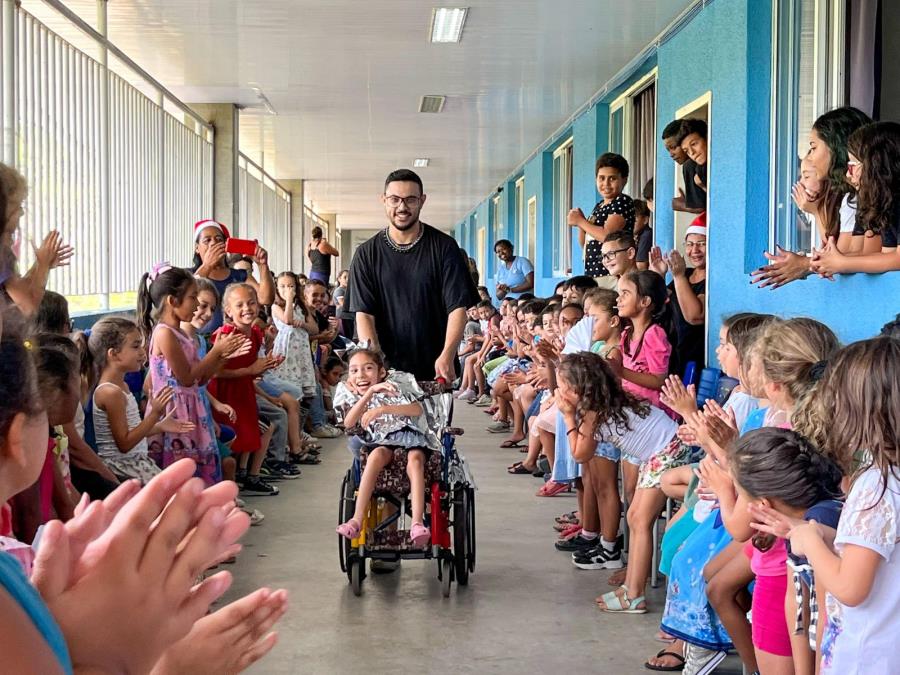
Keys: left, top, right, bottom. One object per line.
{"left": 208, "top": 283, "right": 280, "bottom": 495}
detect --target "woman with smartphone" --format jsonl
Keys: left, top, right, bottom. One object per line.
{"left": 192, "top": 219, "right": 275, "bottom": 333}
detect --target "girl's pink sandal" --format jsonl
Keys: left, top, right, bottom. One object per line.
{"left": 410, "top": 522, "right": 431, "bottom": 547}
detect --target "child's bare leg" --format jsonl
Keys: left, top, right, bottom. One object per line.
{"left": 538, "top": 428, "right": 555, "bottom": 469}
{"left": 618, "top": 486, "right": 667, "bottom": 604}
{"left": 622, "top": 462, "right": 639, "bottom": 508}
{"left": 222, "top": 456, "right": 236, "bottom": 482}
{"left": 660, "top": 465, "right": 693, "bottom": 501}
{"left": 590, "top": 457, "right": 621, "bottom": 543}
{"left": 278, "top": 393, "right": 302, "bottom": 454}
{"left": 507, "top": 399, "right": 526, "bottom": 442}
{"left": 406, "top": 449, "right": 427, "bottom": 524}
{"left": 580, "top": 460, "right": 600, "bottom": 535}
{"left": 475, "top": 364, "right": 487, "bottom": 395}
{"left": 350, "top": 446, "right": 393, "bottom": 525}
{"left": 705, "top": 541, "right": 757, "bottom": 672}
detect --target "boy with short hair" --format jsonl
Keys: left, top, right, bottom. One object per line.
{"left": 662, "top": 119, "right": 705, "bottom": 214}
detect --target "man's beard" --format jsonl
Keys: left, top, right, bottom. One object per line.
{"left": 390, "top": 214, "right": 419, "bottom": 230}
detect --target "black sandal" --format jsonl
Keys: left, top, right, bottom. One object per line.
{"left": 507, "top": 462, "right": 534, "bottom": 474}
{"left": 644, "top": 648, "right": 685, "bottom": 672}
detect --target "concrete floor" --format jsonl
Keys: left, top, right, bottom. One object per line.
{"left": 224, "top": 401, "right": 741, "bottom": 674}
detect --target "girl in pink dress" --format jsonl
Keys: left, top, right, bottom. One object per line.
{"left": 616, "top": 270, "right": 673, "bottom": 409}
{"left": 137, "top": 262, "right": 251, "bottom": 485}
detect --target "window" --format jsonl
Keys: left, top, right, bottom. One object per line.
{"left": 608, "top": 72, "right": 657, "bottom": 198}
{"left": 514, "top": 177, "right": 525, "bottom": 253}
{"left": 476, "top": 225, "right": 486, "bottom": 281}
{"left": 552, "top": 139, "right": 574, "bottom": 275}
{"left": 771, "top": 0, "right": 847, "bottom": 252}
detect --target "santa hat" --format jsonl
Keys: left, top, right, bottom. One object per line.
{"left": 193, "top": 219, "right": 231, "bottom": 242}
{"left": 685, "top": 213, "right": 707, "bottom": 238}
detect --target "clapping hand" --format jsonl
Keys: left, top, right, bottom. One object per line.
{"left": 660, "top": 374, "right": 698, "bottom": 419}
{"left": 33, "top": 230, "right": 74, "bottom": 269}
{"left": 648, "top": 246, "right": 668, "bottom": 277}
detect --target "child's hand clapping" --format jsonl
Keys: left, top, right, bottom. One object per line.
{"left": 660, "top": 374, "right": 698, "bottom": 419}
{"left": 212, "top": 332, "right": 253, "bottom": 360}
{"left": 676, "top": 423, "right": 698, "bottom": 446}
{"left": 33, "top": 230, "right": 75, "bottom": 269}
{"left": 149, "top": 386, "right": 176, "bottom": 419}
{"left": 703, "top": 400, "right": 739, "bottom": 454}
{"left": 213, "top": 401, "right": 237, "bottom": 423}
{"left": 157, "top": 409, "right": 197, "bottom": 434}
{"left": 250, "top": 356, "right": 280, "bottom": 376}
{"left": 695, "top": 455, "right": 732, "bottom": 499}
{"left": 747, "top": 502, "right": 805, "bottom": 540}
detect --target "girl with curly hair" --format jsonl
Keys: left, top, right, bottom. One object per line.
{"left": 812, "top": 121, "right": 900, "bottom": 276}
{"left": 557, "top": 352, "right": 691, "bottom": 614}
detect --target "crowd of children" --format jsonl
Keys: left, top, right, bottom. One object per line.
{"left": 462, "top": 112, "right": 900, "bottom": 674}
{"left": 0, "top": 159, "right": 385, "bottom": 672}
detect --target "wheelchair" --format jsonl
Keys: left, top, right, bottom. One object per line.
{"left": 338, "top": 381, "right": 476, "bottom": 597}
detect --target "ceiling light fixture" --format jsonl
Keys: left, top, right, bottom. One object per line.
{"left": 418, "top": 95, "right": 446, "bottom": 113}
{"left": 430, "top": 7, "right": 468, "bottom": 43}
{"left": 413, "top": 158, "right": 430, "bottom": 168}
{"left": 249, "top": 84, "right": 277, "bottom": 115}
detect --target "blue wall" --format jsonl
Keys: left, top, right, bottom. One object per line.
{"left": 457, "top": 0, "right": 900, "bottom": 352}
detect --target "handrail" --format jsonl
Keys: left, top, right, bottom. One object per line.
{"left": 238, "top": 152, "right": 292, "bottom": 197}
{"left": 38, "top": 0, "right": 213, "bottom": 132}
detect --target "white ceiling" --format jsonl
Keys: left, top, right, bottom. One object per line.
{"left": 29, "top": 0, "right": 692, "bottom": 229}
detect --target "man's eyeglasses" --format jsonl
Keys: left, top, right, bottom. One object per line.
{"left": 601, "top": 247, "right": 631, "bottom": 262}
{"left": 384, "top": 195, "right": 422, "bottom": 208}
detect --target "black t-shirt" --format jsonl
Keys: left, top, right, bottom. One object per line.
{"left": 308, "top": 245, "right": 331, "bottom": 275}
{"left": 584, "top": 194, "right": 636, "bottom": 277}
{"left": 347, "top": 223, "right": 479, "bottom": 379}
{"left": 636, "top": 226, "right": 653, "bottom": 264}
{"left": 667, "top": 273, "right": 706, "bottom": 376}
{"left": 682, "top": 160, "right": 707, "bottom": 209}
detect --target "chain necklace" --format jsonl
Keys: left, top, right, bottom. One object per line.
{"left": 382, "top": 224, "right": 425, "bottom": 253}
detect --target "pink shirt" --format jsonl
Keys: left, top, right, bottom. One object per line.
{"left": 621, "top": 324, "right": 671, "bottom": 407}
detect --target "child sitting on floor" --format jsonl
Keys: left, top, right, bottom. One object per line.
{"left": 334, "top": 348, "right": 436, "bottom": 547}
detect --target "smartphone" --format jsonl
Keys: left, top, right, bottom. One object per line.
{"left": 325, "top": 305, "right": 337, "bottom": 318}
{"left": 533, "top": 335, "right": 541, "bottom": 345}
{"left": 225, "top": 237, "right": 257, "bottom": 256}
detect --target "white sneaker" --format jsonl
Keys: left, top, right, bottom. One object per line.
{"left": 310, "top": 425, "right": 341, "bottom": 439}
{"left": 457, "top": 389, "right": 477, "bottom": 402}
{"left": 473, "top": 394, "right": 493, "bottom": 407}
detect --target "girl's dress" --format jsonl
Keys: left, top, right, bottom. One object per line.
{"left": 208, "top": 324, "right": 263, "bottom": 453}
{"left": 333, "top": 371, "right": 437, "bottom": 453}
{"left": 620, "top": 324, "right": 671, "bottom": 408}
{"left": 821, "top": 466, "right": 900, "bottom": 674}
{"left": 271, "top": 310, "right": 317, "bottom": 398}
{"left": 92, "top": 383, "right": 161, "bottom": 484}
{"left": 146, "top": 324, "right": 221, "bottom": 486}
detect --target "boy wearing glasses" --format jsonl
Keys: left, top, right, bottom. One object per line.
{"left": 599, "top": 232, "right": 639, "bottom": 289}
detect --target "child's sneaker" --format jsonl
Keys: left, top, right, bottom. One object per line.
{"left": 456, "top": 388, "right": 477, "bottom": 402}
{"left": 241, "top": 476, "right": 280, "bottom": 496}
{"left": 473, "top": 394, "right": 493, "bottom": 407}
{"left": 572, "top": 545, "right": 624, "bottom": 570}
{"left": 242, "top": 507, "right": 265, "bottom": 526}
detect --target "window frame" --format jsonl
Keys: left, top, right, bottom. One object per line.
{"left": 514, "top": 177, "right": 526, "bottom": 254}
{"left": 551, "top": 138, "right": 574, "bottom": 276}
{"left": 769, "top": 0, "right": 847, "bottom": 253}
{"left": 608, "top": 69, "right": 657, "bottom": 179}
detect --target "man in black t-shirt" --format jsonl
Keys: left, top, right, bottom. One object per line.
{"left": 662, "top": 119, "right": 706, "bottom": 214}
{"left": 347, "top": 169, "right": 479, "bottom": 381}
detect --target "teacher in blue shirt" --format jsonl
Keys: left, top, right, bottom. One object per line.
{"left": 494, "top": 239, "right": 534, "bottom": 300}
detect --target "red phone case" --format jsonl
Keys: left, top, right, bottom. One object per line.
{"left": 225, "top": 237, "right": 257, "bottom": 256}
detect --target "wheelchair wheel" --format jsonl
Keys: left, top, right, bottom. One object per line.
{"left": 350, "top": 555, "right": 364, "bottom": 597}
{"left": 467, "top": 486, "right": 476, "bottom": 572}
{"left": 440, "top": 556, "right": 453, "bottom": 598}
{"left": 452, "top": 486, "right": 470, "bottom": 586}
{"left": 338, "top": 469, "right": 355, "bottom": 576}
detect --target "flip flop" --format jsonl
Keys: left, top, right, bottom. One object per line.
{"left": 644, "top": 649, "right": 685, "bottom": 671}
{"left": 500, "top": 439, "right": 525, "bottom": 448}
{"left": 536, "top": 481, "right": 570, "bottom": 497}
{"left": 507, "top": 462, "right": 534, "bottom": 474}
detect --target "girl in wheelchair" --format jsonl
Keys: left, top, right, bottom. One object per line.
{"left": 335, "top": 348, "right": 434, "bottom": 547}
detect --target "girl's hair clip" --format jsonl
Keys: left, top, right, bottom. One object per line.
{"left": 23, "top": 339, "right": 32, "bottom": 350}
{"left": 146, "top": 261, "right": 174, "bottom": 289}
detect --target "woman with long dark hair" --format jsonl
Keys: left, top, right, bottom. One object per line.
{"left": 751, "top": 106, "right": 874, "bottom": 288}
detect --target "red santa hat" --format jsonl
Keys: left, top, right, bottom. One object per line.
{"left": 685, "top": 213, "right": 707, "bottom": 238}
{"left": 193, "top": 219, "right": 231, "bottom": 242}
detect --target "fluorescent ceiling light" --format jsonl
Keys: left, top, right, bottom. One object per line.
{"left": 413, "top": 158, "right": 430, "bottom": 168}
{"left": 419, "top": 95, "right": 446, "bottom": 113}
{"left": 430, "top": 7, "right": 468, "bottom": 43}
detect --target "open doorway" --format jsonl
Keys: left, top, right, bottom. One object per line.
{"left": 673, "top": 92, "right": 711, "bottom": 249}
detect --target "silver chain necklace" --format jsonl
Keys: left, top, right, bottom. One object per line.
{"left": 382, "top": 224, "right": 425, "bottom": 253}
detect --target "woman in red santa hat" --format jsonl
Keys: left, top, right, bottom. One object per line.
{"left": 192, "top": 219, "right": 275, "bottom": 333}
